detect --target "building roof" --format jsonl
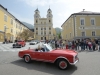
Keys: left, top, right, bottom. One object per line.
{"left": 0, "top": 4, "right": 30, "bottom": 30}
{"left": 73, "top": 11, "right": 100, "bottom": 15}
{"left": 35, "top": 8, "right": 39, "bottom": 12}
{"left": 61, "top": 10, "right": 100, "bottom": 27}
{"left": 48, "top": 8, "right": 51, "bottom": 11}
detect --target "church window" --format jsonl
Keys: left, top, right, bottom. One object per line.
{"left": 44, "top": 32, "right": 46, "bottom": 35}
{"left": 36, "top": 28, "right": 38, "bottom": 30}
{"left": 36, "top": 32, "right": 38, "bottom": 34}
{"left": 92, "top": 31, "right": 95, "bottom": 36}
{"left": 41, "top": 28, "right": 43, "bottom": 30}
{"left": 44, "top": 28, "right": 46, "bottom": 30}
{"left": 41, "top": 37, "right": 43, "bottom": 40}
{"left": 44, "top": 22, "right": 46, "bottom": 24}
{"left": 49, "top": 20, "right": 50, "bottom": 22}
{"left": 36, "top": 20, "right": 38, "bottom": 23}
{"left": 49, "top": 32, "right": 51, "bottom": 34}
{"left": 49, "top": 27, "right": 51, "bottom": 30}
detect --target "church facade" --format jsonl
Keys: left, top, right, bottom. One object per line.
{"left": 34, "top": 8, "right": 54, "bottom": 40}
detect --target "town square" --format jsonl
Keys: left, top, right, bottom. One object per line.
{"left": 0, "top": 0, "right": 100, "bottom": 75}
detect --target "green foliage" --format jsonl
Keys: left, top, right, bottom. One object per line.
{"left": 57, "top": 32, "right": 61, "bottom": 39}
{"left": 55, "top": 27, "right": 61, "bottom": 35}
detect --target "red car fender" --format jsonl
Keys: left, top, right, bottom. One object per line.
{"left": 53, "top": 56, "right": 71, "bottom": 64}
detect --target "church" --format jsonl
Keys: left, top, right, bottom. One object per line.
{"left": 34, "top": 8, "right": 54, "bottom": 40}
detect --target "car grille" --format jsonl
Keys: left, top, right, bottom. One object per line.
{"left": 75, "top": 55, "right": 78, "bottom": 61}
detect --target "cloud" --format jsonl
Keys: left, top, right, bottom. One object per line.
{"left": 17, "top": 0, "right": 100, "bottom": 28}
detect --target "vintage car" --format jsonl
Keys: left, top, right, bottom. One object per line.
{"left": 29, "top": 40, "right": 39, "bottom": 45}
{"left": 18, "top": 44, "right": 79, "bottom": 70}
{"left": 13, "top": 40, "right": 26, "bottom": 48}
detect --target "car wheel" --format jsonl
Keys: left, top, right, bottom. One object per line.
{"left": 20, "top": 46, "right": 22, "bottom": 48}
{"left": 24, "top": 55, "right": 31, "bottom": 63}
{"left": 57, "top": 59, "right": 69, "bottom": 70}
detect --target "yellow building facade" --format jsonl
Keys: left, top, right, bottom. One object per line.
{"left": 34, "top": 8, "right": 56, "bottom": 40}
{"left": 61, "top": 10, "right": 100, "bottom": 40}
{"left": 0, "top": 5, "right": 30, "bottom": 42}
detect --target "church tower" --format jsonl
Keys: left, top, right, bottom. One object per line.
{"left": 47, "top": 8, "right": 53, "bottom": 25}
{"left": 34, "top": 8, "right": 53, "bottom": 40}
{"left": 34, "top": 8, "right": 41, "bottom": 24}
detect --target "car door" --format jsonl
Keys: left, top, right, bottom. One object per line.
{"left": 34, "top": 52, "right": 50, "bottom": 61}
{"left": 30, "top": 51, "right": 37, "bottom": 60}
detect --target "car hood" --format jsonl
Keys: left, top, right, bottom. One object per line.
{"left": 51, "top": 49, "right": 78, "bottom": 56}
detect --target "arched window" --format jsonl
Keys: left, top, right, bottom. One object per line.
{"left": 36, "top": 28, "right": 38, "bottom": 30}
{"left": 36, "top": 20, "right": 38, "bottom": 23}
{"left": 41, "top": 28, "right": 43, "bottom": 30}
{"left": 49, "top": 20, "right": 50, "bottom": 22}
{"left": 49, "top": 27, "right": 51, "bottom": 30}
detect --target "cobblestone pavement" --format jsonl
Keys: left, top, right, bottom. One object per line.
{"left": 0, "top": 43, "right": 100, "bottom": 75}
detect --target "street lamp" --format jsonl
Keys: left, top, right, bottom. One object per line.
{"left": 4, "top": 26, "right": 9, "bottom": 43}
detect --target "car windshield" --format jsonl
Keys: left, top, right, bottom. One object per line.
{"left": 31, "top": 40, "right": 35, "bottom": 42}
{"left": 44, "top": 44, "right": 53, "bottom": 51}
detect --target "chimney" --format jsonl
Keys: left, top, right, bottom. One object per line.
{"left": 5, "top": 8, "right": 7, "bottom": 11}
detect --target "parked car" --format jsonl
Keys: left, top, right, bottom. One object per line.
{"left": 18, "top": 44, "right": 79, "bottom": 70}
{"left": 29, "top": 40, "right": 38, "bottom": 45}
{"left": 40, "top": 40, "right": 45, "bottom": 43}
{"left": 13, "top": 40, "right": 26, "bottom": 48}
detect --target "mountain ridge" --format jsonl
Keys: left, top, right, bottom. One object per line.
{"left": 22, "top": 22, "right": 34, "bottom": 29}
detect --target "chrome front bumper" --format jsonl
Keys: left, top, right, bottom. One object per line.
{"left": 70, "top": 58, "right": 79, "bottom": 65}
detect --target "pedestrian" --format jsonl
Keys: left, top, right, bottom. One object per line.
{"left": 55, "top": 40, "right": 58, "bottom": 49}
{"left": 72, "top": 41, "right": 75, "bottom": 50}
{"left": 98, "top": 39, "right": 100, "bottom": 51}
{"left": 80, "top": 40, "right": 85, "bottom": 51}
{"left": 92, "top": 40, "right": 96, "bottom": 51}
{"left": 65, "top": 40, "right": 68, "bottom": 49}
{"left": 75, "top": 40, "right": 79, "bottom": 50}
{"left": 88, "top": 40, "right": 92, "bottom": 51}
{"left": 68, "top": 41, "right": 72, "bottom": 49}
{"left": 85, "top": 39, "right": 89, "bottom": 50}
{"left": 95, "top": 39, "right": 98, "bottom": 50}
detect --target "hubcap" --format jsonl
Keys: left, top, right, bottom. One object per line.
{"left": 59, "top": 61, "right": 67, "bottom": 69}
{"left": 25, "top": 56, "right": 30, "bottom": 62}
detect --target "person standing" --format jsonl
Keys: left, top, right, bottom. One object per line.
{"left": 80, "top": 40, "right": 85, "bottom": 51}
{"left": 95, "top": 39, "right": 98, "bottom": 50}
{"left": 55, "top": 40, "right": 58, "bottom": 49}
{"left": 75, "top": 40, "right": 78, "bottom": 50}
{"left": 98, "top": 39, "right": 100, "bottom": 51}
{"left": 88, "top": 40, "right": 92, "bottom": 51}
{"left": 65, "top": 40, "right": 68, "bottom": 49}
{"left": 92, "top": 40, "right": 96, "bottom": 51}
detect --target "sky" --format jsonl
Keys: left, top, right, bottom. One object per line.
{"left": 0, "top": 0, "right": 100, "bottom": 28}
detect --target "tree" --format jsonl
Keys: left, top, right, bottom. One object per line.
{"left": 17, "top": 29, "right": 34, "bottom": 41}
{"left": 57, "top": 32, "right": 61, "bottom": 39}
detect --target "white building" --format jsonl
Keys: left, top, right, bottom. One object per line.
{"left": 34, "top": 8, "right": 53, "bottom": 40}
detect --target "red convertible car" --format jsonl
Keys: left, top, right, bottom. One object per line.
{"left": 18, "top": 44, "right": 79, "bottom": 70}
